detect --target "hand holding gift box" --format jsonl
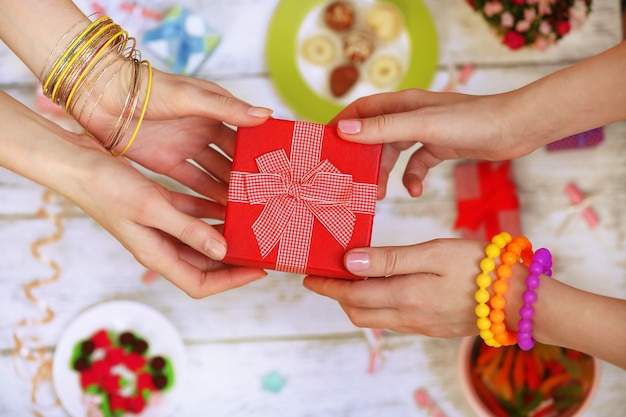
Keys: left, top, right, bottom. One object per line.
{"left": 453, "top": 160, "right": 522, "bottom": 240}
{"left": 224, "top": 119, "right": 382, "bottom": 279}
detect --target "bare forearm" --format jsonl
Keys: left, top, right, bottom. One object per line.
{"left": 0, "top": 91, "right": 96, "bottom": 194}
{"left": 506, "top": 264, "right": 626, "bottom": 368}
{"left": 506, "top": 41, "right": 626, "bottom": 148}
{"left": 535, "top": 278, "right": 626, "bottom": 368}
{"left": 0, "top": 1, "right": 89, "bottom": 79}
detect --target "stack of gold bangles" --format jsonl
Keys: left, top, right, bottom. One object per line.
{"left": 40, "top": 16, "right": 152, "bottom": 156}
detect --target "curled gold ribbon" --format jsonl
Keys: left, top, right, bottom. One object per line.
{"left": 12, "top": 189, "right": 69, "bottom": 414}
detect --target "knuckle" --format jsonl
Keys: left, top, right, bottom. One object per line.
{"left": 381, "top": 247, "right": 400, "bottom": 277}
{"left": 372, "top": 114, "right": 394, "bottom": 133}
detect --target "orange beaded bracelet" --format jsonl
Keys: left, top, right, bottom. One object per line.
{"left": 489, "top": 236, "right": 534, "bottom": 346}
{"left": 475, "top": 232, "right": 512, "bottom": 348}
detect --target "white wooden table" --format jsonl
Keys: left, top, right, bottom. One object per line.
{"left": 1, "top": 1, "right": 626, "bottom": 416}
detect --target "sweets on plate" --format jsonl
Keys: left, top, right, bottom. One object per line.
{"left": 70, "top": 328, "right": 175, "bottom": 416}
{"left": 301, "top": 34, "right": 337, "bottom": 65}
{"left": 368, "top": 55, "right": 402, "bottom": 87}
{"left": 342, "top": 30, "right": 375, "bottom": 63}
{"left": 330, "top": 63, "right": 360, "bottom": 97}
{"left": 299, "top": 0, "right": 406, "bottom": 98}
{"left": 365, "top": 2, "right": 404, "bottom": 41}
{"left": 323, "top": 0, "right": 355, "bottom": 31}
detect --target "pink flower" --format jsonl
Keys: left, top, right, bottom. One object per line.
{"left": 500, "top": 12, "right": 514, "bottom": 28}
{"left": 524, "top": 8, "right": 537, "bottom": 21}
{"left": 537, "top": 0, "right": 555, "bottom": 15}
{"left": 503, "top": 30, "right": 526, "bottom": 50}
{"left": 516, "top": 20, "right": 531, "bottom": 32}
{"left": 539, "top": 20, "right": 552, "bottom": 35}
{"left": 483, "top": 1, "right": 503, "bottom": 17}
{"left": 512, "top": 0, "right": 526, "bottom": 5}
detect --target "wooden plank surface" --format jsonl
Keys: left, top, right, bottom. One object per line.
{"left": 1, "top": 0, "right": 626, "bottom": 416}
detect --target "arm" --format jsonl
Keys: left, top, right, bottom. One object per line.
{"left": 0, "top": 2, "right": 274, "bottom": 285}
{"left": 303, "top": 240, "right": 626, "bottom": 369}
{"left": 0, "top": 89, "right": 266, "bottom": 297}
{"left": 330, "top": 41, "right": 626, "bottom": 197}
{"left": 0, "top": 0, "right": 272, "bottom": 179}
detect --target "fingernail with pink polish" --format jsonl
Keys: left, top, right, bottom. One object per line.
{"left": 338, "top": 119, "right": 362, "bottom": 134}
{"left": 346, "top": 252, "right": 371, "bottom": 272}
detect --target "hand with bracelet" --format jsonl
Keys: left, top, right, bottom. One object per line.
{"left": 305, "top": 41, "right": 626, "bottom": 368}
{"left": 0, "top": 1, "right": 270, "bottom": 296}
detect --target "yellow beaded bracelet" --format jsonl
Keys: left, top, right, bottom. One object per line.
{"left": 475, "top": 232, "right": 512, "bottom": 347}
{"left": 489, "top": 236, "right": 533, "bottom": 346}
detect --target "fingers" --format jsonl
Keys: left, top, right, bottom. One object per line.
{"left": 401, "top": 146, "right": 444, "bottom": 198}
{"left": 169, "top": 262, "right": 267, "bottom": 298}
{"left": 142, "top": 198, "right": 229, "bottom": 260}
{"left": 332, "top": 90, "right": 433, "bottom": 144}
{"left": 167, "top": 191, "right": 225, "bottom": 220}
{"left": 165, "top": 74, "right": 273, "bottom": 127}
{"left": 193, "top": 139, "right": 234, "bottom": 181}
{"left": 303, "top": 275, "right": 399, "bottom": 308}
{"left": 343, "top": 245, "right": 432, "bottom": 278}
{"left": 150, "top": 246, "right": 267, "bottom": 298}
{"left": 336, "top": 110, "right": 422, "bottom": 145}
{"left": 167, "top": 159, "right": 230, "bottom": 206}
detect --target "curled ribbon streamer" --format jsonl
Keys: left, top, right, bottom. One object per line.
{"left": 441, "top": 63, "right": 475, "bottom": 93}
{"left": 454, "top": 162, "right": 519, "bottom": 239}
{"left": 229, "top": 121, "right": 377, "bottom": 274}
{"left": 414, "top": 388, "right": 448, "bottom": 417}
{"left": 12, "top": 189, "right": 68, "bottom": 414}
{"left": 362, "top": 328, "right": 385, "bottom": 374}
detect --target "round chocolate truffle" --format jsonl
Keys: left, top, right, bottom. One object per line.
{"left": 324, "top": 1, "right": 355, "bottom": 32}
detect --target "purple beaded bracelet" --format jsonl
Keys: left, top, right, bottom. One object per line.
{"left": 517, "top": 248, "right": 553, "bottom": 351}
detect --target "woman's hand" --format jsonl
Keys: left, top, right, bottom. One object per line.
{"left": 330, "top": 89, "right": 536, "bottom": 198}
{"left": 74, "top": 138, "right": 267, "bottom": 297}
{"left": 303, "top": 239, "right": 513, "bottom": 337}
{"left": 2, "top": 91, "right": 266, "bottom": 298}
{"left": 77, "top": 66, "right": 272, "bottom": 209}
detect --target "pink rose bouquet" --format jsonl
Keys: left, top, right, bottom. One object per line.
{"left": 466, "top": 0, "right": 593, "bottom": 50}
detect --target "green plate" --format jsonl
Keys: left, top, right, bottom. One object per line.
{"left": 266, "top": 0, "right": 439, "bottom": 123}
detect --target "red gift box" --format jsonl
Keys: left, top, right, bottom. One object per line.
{"left": 223, "top": 118, "right": 382, "bottom": 279}
{"left": 453, "top": 160, "right": 522, "bottom": 241}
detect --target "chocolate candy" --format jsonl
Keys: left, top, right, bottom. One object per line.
{"left": 324, "top": 1, "right": 355, "bottom": 32}
{"left": 330, "top": 63, "right": 359, "bottom": 97}
{"left": 150, "top": 356, "right": 167, "bottom": 372}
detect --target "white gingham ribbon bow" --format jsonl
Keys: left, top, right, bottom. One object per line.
{"left": 229, "top": 122, "right": 377, "bottom": 274}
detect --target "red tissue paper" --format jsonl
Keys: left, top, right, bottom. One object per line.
{"left": 453, "top": 160, "right": 522, "bottom": 241}
{"left": 223, "top": 118, "right": 383, "bottom": 279}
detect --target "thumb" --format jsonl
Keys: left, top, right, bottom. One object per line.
{"left": 344, "top": 245, "right": 425, "bottom": 277}
{"left": 163, "top": 73, "right": 274, "bottom": 126}
{"left": 336, "top": 109, "right": 425, "bottom": 146}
